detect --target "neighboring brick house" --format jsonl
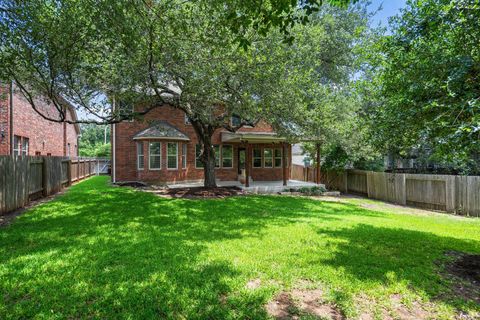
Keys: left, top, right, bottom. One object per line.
{"left": 112, "top": 104, "right": 292, "bottom": 185}
{"left": 0, "top": 84, "right": 80, "bottom": 157}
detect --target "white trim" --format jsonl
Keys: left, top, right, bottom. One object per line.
{"left": 195, "top": 144, "right": 204, "bottom": 169}
{"left": 167, "top": 142, "right": 178, "bottom": 170}
{"left": 221, "top": 144, "right": 233, "bottom": 168}
{"left": 149, "top": 141, "right": 162, "bottom": 170}
{"left": 136, "top": 142, "right": 144, "bottom": 170}
{"left": 182, "top": 143, "right": 187, "bottom": 169}
{"left": 112, "top": 121, "right": 116, "bottom": 183}
{"left": 274, "top": 148, "right": 282, "bottom": 168}
{"left": 263, "top": 148, "right": 273, "bottom": 168}
{"left": 133, "top": 136, "right": 190, "bottom": 141}
{"left": 252, "top": 147, "right": 262, "bottom": 168}
{"left": 214, "top": 145, "right": 221, "bottom": 168}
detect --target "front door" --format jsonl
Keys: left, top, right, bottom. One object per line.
{"left": 238, "top": 148, "right": 246, "bottom": 175}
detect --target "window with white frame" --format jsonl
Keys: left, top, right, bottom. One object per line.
{"left": 149, "top": 142, "right": 161, "bottom": 170}
{"left": 182, "top": 143, "right": 187, "bottom": 169}
{"left": 253, "top": 148, "right": 262, "bottom": 168}
{"left": 274, "top": 148, "right": 282, "bottom": 168}
{"left": 22, "top": 138, "right": 29, "bottom": 156}
{"left": 137, "top": 142, "right": 144, "bottom": 170}
{"left": 264, "top": 148, "right": 273, "bottom": 168}
{"left": 185, "top": 114, "right": 191, "bottom": 125}
{"left": 195, "top": 144, "right": 203, "bottom": 168}
{"left": 13, "top": 135, "right": 21, "bottom": 156}
{"left": 222, "top": 145, "right": 233, "bottom": 168}
{"left": 167, "top": 142, "right": 178, "bottom": 169}
{"left": 214, "top": 145, "right": 220, "bottom": 168}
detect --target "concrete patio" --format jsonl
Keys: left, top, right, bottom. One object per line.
{"left": 167, "top": 180, "right": 323, "bottom": 194}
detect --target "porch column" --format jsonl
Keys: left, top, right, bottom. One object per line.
{"left": 245, "top": 143, "right": 251, "bottom": 187}
{"left": 282, "top": 143, "right": 287, "bottom": 186}
{"left": 316, "top": 143, "right": 321, "bottom": 185}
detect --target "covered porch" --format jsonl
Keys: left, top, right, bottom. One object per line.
{"left": 221, "top": 131, "right": 322, "bottom": 188}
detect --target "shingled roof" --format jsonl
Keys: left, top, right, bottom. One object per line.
{"left": 132, "top": 120, "right": 190, "bottom": 141}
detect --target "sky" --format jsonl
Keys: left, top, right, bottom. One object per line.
{"left": 368, "top": 0, "right": 407, "bottom": 29}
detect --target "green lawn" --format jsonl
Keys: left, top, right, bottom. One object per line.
{"left": 1, "top": 176, "right": 479, "bottom": 319}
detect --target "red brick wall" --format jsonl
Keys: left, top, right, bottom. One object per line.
{"left": 113, "top": 105, "right": 291, "bottom": 184}
{"left": 0, "top": 88, "right": 79, "bottom": 156}
{"left": 0, "top": 86, "right": 10, "bottom": 155}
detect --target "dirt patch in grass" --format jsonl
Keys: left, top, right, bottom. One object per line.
{"left": 266, "top": 287, "right": 343, "bottom": 320}
{"left": 246, "top": 278, "right": 262, "bottom": 290}
{"left": 356, "top": 293, "right": 436, "bottom": 320}
{"left": 442, "top": 251, "right": 480, "bottom": 305}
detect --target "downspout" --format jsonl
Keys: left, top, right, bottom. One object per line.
{"left": 9, "top": 81, "right": 14, "bottom": 155}
{"left": 112, "top": 97, "right": 116, "bottom": 183}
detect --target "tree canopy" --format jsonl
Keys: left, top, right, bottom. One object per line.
{"left": 364, "top": 0, "right": 480, "bottom": 174}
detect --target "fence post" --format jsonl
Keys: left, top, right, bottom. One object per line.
{"left": 67, "top": 159, "right": 72, "bottom": 186}
{"left": 445, "top": 175, "right": 456, "bottom": 212}
{"left": 42, "top": 157, "right": 48, "bottom": 196}
{"left": 344, "top": 170, "right": 348, "bottom": 193}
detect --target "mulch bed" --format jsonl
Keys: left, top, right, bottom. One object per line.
{"left": 149, "top": 186, "right": 245, "bottom": 199}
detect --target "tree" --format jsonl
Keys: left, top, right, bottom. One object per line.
{"left": 0, "top": 0, "right": 358, "bottom": 186}
{"left": 79, "top": 124, "right": 111, "bottom": 157}
{"left": 365, "top": 0, "right": 480, "bottom": 174}
{"left": 292, "top": 3, "right": 381, "bottom": 174}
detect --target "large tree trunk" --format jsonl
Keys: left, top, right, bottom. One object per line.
{"left": 191, "top": 121, "right": 218, "bottom": 188}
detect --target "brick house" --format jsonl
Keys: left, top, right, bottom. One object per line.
{"left": 112, "top": 105, "right": 292, "bottom": 186}
{"left": 0, "top": 84, "right": 80, "bottom": 157}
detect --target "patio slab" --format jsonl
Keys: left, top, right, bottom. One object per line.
{"left": 167, "top": 180, "right": 324, "bottom": 194}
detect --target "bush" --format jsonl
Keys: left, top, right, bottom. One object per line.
{"left": 297, "top": 186, "right": 326, "bottom": 196}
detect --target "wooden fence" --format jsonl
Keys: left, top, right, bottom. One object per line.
{"left": 0, "top": 156, "right": 103, "bottom": 214}
{"left": 291, "top": 165, "right": 480, "bottom": 217}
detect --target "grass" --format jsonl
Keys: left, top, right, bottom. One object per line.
{"left": 0, "top": 176, "right": 479, "bottom": 319}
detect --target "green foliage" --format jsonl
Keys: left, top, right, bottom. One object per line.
{"left": 0, "top": 176, "right": 479, "bottom": 318}
{"left": 78, "top": 124, "right": 110, "bottom": 157}
{"left": 297, "top": 185, "right": 327, "bottom": 195}
{"left": 365, "top": 0, "right": 480, "bottom": 174}
{"left": 0, "top": 0, "right": 363, "bottom": 186}
{"left": 290, "top": 3, "right": 383, "bottom": 171}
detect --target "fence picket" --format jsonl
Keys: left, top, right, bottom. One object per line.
{"left": 0, "top": 156, "right": 106, "bottom": 215}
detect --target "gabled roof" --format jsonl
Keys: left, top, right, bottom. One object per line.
{"left": 133, "top": 120, "right": 190, "bottom": 141}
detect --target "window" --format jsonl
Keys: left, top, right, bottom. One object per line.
{"left": 253, "top": 148, "right": 262, "bottom": 168}
{"left": 274, "top": 148, "right": 282, "bottom": 168}
{"left": 149, "top": 142, "right": 161, "bottom": 170}
{"left": 264, "top": 148, "right": 273, "bottom": 168}
{"left": 195, "top": 144, "right": 204, "bottom": 168}
{"left": 13, "top": 135, "right": 20, "bottom": 156}
{"left": 67, "top": 143, "right": 71, "bottom": 157}
{"left": 47, "top": 153, "right": 51, "bottom": 156}
{"left": 137, "top": 142, "right": 144, "bottom": 170}
{"left": 231, "top": 115, "right": 241, "bottom": 127}
{"left": 118, "top": 101, "right": 134, "bottom": 121}
{"left": 22, "top": 137, "right": 29, "bottom": 156}
{"left": 214, "top": 145, "right": 220, "bottom": 168}
{"left": 185, "top": 114, "right": 191, "bottom": 125}
{"left": 167, "top": 142, "right": 178, "bottom": 169}
{"left": 222, "top": 145, "right": 233, "bottom": 168}
{"left": 35, "top": 151, "right": 41, "bottom": 156}
{"left": 182, "top": 144, "right": 187, "bottom": 169}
